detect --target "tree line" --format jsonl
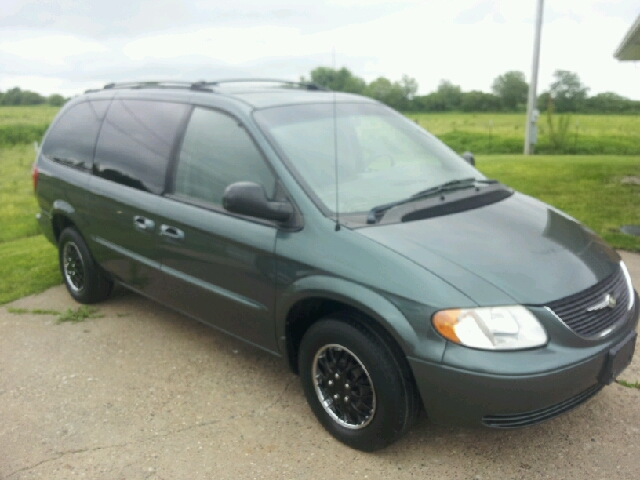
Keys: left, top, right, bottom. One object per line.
{"left": 3, "top": 68, "right": 639, "bottom": 114}
{"left": 0, "top": 87, "right": 66, "bottom": 106}
{"left": 302, "top": 67, "right": 640, "bottom": 114}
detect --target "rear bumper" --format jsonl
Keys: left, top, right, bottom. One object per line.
{"left": 409, "top": 292, "right": 639, "bottom": 428}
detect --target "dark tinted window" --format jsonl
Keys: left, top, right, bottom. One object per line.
{"left": 94, "top": 99, "right": 189, "bottom": 194}
{"left": 42, "top": 100, "right": 108, "bottom": 170}
{"left": 174, "top": 108, "right": 276, "bottom": 206}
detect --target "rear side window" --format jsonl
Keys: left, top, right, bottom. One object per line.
{"left": 174, "top": 107, "right": 276, "bottom": 206}
{"left": 94, "top": 99, "right": 189, "bottom": 194}
{"left": 42, "top": 100, "right": 109, "bottom": 171}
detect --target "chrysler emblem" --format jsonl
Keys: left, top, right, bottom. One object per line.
{"left": 587, "top": 293, "right": 617, "bottom": 312}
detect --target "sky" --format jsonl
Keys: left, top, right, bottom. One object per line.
{"left": 1, "top": 0, "right": 639, "bottom": 99}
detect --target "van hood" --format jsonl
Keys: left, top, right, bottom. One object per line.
{"left": 358, "top": 192, "right": 620, "bottom": 305}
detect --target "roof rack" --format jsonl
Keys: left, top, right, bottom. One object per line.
{"left": 102, "top": 81, "right": 209, "bottom": 91}
{"left": 86, "top": 79, "right": 329, "bottom": 94}
{"left": 85, "top": 81, "right": 206, "bottom": 94}
{"left": 195, "top": 79, "right": 329, "bottom": 91}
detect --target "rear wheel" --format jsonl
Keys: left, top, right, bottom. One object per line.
{"left": 299, "top": 315, "right": 419, "bottom": 451}
{"left": 58, "top": 227, "right": 113, "bottom": 304}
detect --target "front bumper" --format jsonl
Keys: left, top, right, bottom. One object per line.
{"left": 408, "top": 292, "right": 639, "bottom": 428}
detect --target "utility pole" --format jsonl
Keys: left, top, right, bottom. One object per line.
{"left": 524, "top": 0, "right": 544, "bottom": 155}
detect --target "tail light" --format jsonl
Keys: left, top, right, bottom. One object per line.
{"left": 32, "top": 163, "right": 39, "bottom": 191}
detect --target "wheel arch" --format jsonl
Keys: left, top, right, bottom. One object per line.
{"left": 276, "top": 276, "right": 420, "bottom": 375}
{"left": 51, "top": 200, "right": 78, "bottom": 243}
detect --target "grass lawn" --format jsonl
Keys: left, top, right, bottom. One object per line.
{"left": 0, "top": 144, "right": 639, "bottom": 305}
{"left": 0, "top": 236, "right": 60, "bottom": 304}
{"left": 0, "top": 144, "right": 60, "bottom": 304}
{"left": 478, "top": 155, "right": 640, "bottom": 251}
{"left": 0, "top": 144, "right": 41, "bottom": 241}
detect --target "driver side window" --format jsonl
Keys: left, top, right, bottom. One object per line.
{"left": 174, "top": 107, "right": 276, "bottom": 206}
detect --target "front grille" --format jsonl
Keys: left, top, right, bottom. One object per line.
{"left": 546, "top": 266, "right": 630, "bottom": 338}
{"left": 482, "top": 384, "right": 602, "bottom": 428}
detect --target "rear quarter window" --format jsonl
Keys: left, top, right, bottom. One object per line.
{"left": 41, "top": 100, "right": 109, "bottom": 171}
{"left": 93, "top": 99, "right": 189, "bottom": 194}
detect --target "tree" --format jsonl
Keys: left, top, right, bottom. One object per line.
{"left": 47, "top": 94, "right": 66, "bottom": 107}
{"left": 0, "top": 87, "right": 23, "bottom": 105}
{"left": 491, "top": 71, "right": 528, "bottom": 111}
{"left": 364, "top": 77, "right": 406, "bottom": 110}
{"left": 435, "top": 80, "right": 462, "bottom": 111}
{"left": 461, "top": 91, "right": 501, "bottom": 112}
{"left": 549, "top": 70, "right": 589, "bottom": 112}
{"left": 0, "top": 87, "right": 45, "bottom": 105}
{"left": 399, "top": 75, "right": 418, "bottom": 101}
{"left": 583, "top": 92, "right": 640, "bottom": 114}
{"left": 307, "top": 67, "right": 366, "bottom": 94}
{"left": 413, "top": 93, "right": 446, "bottom": 112}
{"left": 537, "top": 91, "right": 551, "bottom": 112}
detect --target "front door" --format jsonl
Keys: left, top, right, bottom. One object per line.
{"left": 157, "top": 106, "right": 280, "bottom": 351}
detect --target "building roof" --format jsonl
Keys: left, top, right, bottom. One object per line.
{"left": 615, "top": 14, "right": 640, "bottom": 60}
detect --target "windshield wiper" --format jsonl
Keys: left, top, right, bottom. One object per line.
{"left": 366, "top": 178, "right": 497, "bottom": 224}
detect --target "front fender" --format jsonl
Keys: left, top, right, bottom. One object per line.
{"left": 276, "top": 275, "right": 438, "bottom": 361}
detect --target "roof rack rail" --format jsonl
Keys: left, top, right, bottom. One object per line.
{"left": 92, "top": 79, "right": 328, "bottom": 93}
{"left": 194, "top": 79, "right": 329, "bottom": 91}
{"left": 102, "top": 81, "right": 212, "bottom": 91}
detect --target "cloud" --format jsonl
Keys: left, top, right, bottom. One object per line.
{"left": 0, "top": 33, "right": 108, "bottom": 66}
{"left": 0, "top": 0, "right": 419, "bottom": 38}
{"left": 0, "top": 0, "right": 638, "bottom": 99}
{"left": 454, "top": 1, "right": 496, "bottom": 24}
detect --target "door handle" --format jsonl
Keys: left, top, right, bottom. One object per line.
{"left": 133, "top": 216, "right": 155, "bottom": 231}
{"left": 160, "top": 224, "right": 185, "bottom": 241}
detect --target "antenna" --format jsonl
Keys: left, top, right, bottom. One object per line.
{"left": 332, "top": 48, "right": 341, "bottom": 232}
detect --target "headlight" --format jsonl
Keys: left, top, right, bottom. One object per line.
{"left": 432, "top": 306, "right": 547, "bottom": 350}
{"left": 620, "top": 261, "right": 635, "bottom": 311}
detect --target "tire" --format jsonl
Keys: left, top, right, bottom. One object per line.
{"left": 298, "top": 314, "right": 420, "bottom": 451}
{"left": 58, "top": 227, "right": 113, "bottom": 304}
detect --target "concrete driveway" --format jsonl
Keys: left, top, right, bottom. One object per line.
{"left": 2, "top": 252, "right": 640, "bottom": 480}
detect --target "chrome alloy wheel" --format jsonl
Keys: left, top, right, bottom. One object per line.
{"left": 63, "top": 241, "right": 85, "bottom": 294}
{"left": 312, "top": 344, "right": 376, "bottom": 430}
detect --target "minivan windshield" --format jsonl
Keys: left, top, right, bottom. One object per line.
{"left": 254, "top": 103, "right": 483, "bottom": 215}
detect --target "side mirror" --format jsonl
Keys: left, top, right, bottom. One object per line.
{"left": 223, "top": 182, "right": 293, "bottom": 223}
{"left": 462, "top": 151, "right": 475, "bottom": 166}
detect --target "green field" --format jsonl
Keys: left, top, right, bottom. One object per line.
{"left": 1, "top": 105, "right": 639, "bottom": 154}
{"left": 408, "top": 112, "right": 640, "bottom": 138}
{"left": 406, "top": 112, "right": 640, "bottom": 155}
{"left": 1, "top": 105, "right": 638, "bottom": 136}
{"left": 0, "top": 106, "right": 59, "bottom": 147}
{"left": 0, "top": 105, "right": 60, "bottom": 126}
{"left": 0, "top": 106, "right": 639, "bottom": 304}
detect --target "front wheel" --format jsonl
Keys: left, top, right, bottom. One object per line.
{"left": 58, "top": 227, "right": 113, "bottom": 304}
{"left": 299, "top": 316, "right": 419, "bottom": 451}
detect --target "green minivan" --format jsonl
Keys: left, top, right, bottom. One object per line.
{"left": 34, "top": 80, "right": 638, "bottom": 451}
